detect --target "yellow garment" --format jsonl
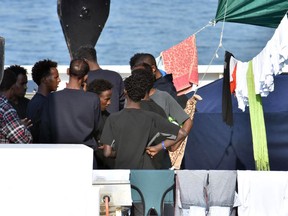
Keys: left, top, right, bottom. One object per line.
{"left": 246, "top": 61, "right": 270, "bottom": 170}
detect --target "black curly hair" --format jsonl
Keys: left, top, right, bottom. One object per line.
{"left": 87, "top": 79, "right": 113, "bottom": 95}
{"left": 32, "top": 59, "right": 57, "bottom": 86}
{"left": 131, "top": 67, "right": 155, "bottom": 93}
{"left": 6, "top": 65, "right": 27, "bottom": 77}
{"left": 129, "top": 53, "right": 156, "bottom": 69}
{"left": 124, "top": 73, "right": 147, "bottom": 102}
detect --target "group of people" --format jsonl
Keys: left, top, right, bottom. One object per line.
{"left": 0, "top": 45, "right": 195, "bottom": 170}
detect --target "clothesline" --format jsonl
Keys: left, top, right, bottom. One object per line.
{"left": 156, "top": 20, "right": 221, "bottom": 95}
{"left": 195, "top": 0, "right": 229, "bottom": 94}
{"left": 156, "top": 0, "right": 228, "bottom": 95}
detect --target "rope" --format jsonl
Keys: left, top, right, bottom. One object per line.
{"left": 193, "top": 21, "right": 215, "bottom": 35}
{"left": 157, "top": 0, "right": 229, "bottom": 97}
{"left": 194, "top": 0, "right": 229, "bottom": 95}
{"left": 156, "top": 21, "right": 214, "bottom": 68}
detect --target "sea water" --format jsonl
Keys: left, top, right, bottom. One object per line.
{"left": 0, "top": 0, "right": 274, "bottom": 66}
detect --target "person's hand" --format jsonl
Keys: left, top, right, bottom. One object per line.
{"left": 192, "top": 94, "right": 202, "bottom": 101}
{"left": 98, "top": 145, "right": 104, "bottom": 150}
{"left": 21, "top": 118, "right": 33, "bottom": 129}
{"left": 146, "top": 144, "right": 162, "bottom": 158}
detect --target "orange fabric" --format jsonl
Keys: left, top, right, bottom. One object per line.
{"left": 230, "top": 63, "right": 237, "bottom": 94}
{"left": 161, "top": 35, "right": 198, "bottom": 95}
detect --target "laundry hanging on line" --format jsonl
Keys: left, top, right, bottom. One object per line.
{"left": 161, "top": 34, "right": 199, "bottom": 95}
{"left": 227, "top": 13, "right": 288, "bottom": 112}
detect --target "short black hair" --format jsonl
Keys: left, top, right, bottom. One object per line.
{"left": 87, "top": 79, "right": 113, "bottom": 95}
{"left": 124, "top": 73, "right": 147, "bottom": 102}
{"left": 131, "top": 67, "right": 155, "bottom": 93}
{"left": 74, "top": 45, "right": 97, "bottom": 62}
{"left": 69, "top": 59, "right": 89, "bottom": 79}
{"left": 6, "top": 65, "right": 27, "bottom": 77}
{"left": 32, "top": 59, "right": 57, "bottom": 86}
{"left": 0, "top": 69, "right": 17, "bottom": 91}
{"left": 129, "top": 53, "right": 156, "bottom": 69}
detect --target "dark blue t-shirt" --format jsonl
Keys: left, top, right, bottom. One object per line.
{"left": 39, "top": 89, "right": 101, "bottom": 148}
{"left": 26, "top": 93, "right": 47, "bottom": 143}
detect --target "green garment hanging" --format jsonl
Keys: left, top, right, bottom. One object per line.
{"left": 246, "top": 61, "right": 270, "bottom": 170}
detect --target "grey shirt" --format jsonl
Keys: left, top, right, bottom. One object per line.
{"left": 150, "top": 89, "right": 189, "bottom": 125}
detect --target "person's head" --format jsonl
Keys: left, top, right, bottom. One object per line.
{"left": 74, "top": 45, "right": 97, "bottom": 63}
{"left": 68, "top": 59, "right": 89, "bottom": 88}
{"left": 131, "top": 67, "right": 155, "bottom": 94}
{"left": 87, "top": 79, "right": 113, "bottom": 111}
{"left": 124, "top": 73, "right": 147, "bottom": 102}
{"left": 129, "top": 53, "right": 157, "bottom": 73}
{"left": 32, "top": 59, "right": 60, "bottom": 92}
{"left": 0, "top": 69, "right": 17, "bottom": 99}
{"left": 6, "top": 65, "right": 28, "bottom": 98}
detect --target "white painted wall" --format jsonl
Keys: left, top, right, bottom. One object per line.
{"left": 0, "top": 144, "right": 99, "bottom": 216}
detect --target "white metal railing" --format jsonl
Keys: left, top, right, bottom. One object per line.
{"left": 6, "top": 64, "right": 288, "bottom": 98}
{"left": 21, "top": 64, "right": 224, "bottom": 94}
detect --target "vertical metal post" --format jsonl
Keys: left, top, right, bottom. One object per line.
{"left": 0, "top": 36, "right": 4, "bottom": 85}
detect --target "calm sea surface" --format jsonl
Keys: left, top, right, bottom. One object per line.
{"left": 0, "top": 0, "right": 274, "bottom": 66}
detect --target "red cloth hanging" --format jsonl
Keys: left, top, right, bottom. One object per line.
{"left": 161, "top": 35, "right": 199, "bottom": 95}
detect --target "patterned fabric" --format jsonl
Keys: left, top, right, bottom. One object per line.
{"left": 169, "top": 95, "right": 199, "bottom": 169}
{"left": 0, "top": 95, "right": 32, "bottom": 143}
{"left": 161, "top": 34, "right": 198, "bottom": 94}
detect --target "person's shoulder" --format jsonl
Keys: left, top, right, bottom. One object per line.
{"left": 29, "top": 93, "right": 48, "bottom": 104}
{"left": 113, "top": 108, "right": 150, "bottom": 117}
{"left": 163, "top": 74, "right": 173, "bottom": 82}
{"left": 153, "top": 89, "right": 170, "bottom": 97}
{"left": 137, "top": 108, "right": 160, "bottom": 118}
{"left": 1, "top": 99, "right": 14, "bottom": 112}
{"left": 102, "top": 68, "right": 120, "bottom": 75}
{"left": 142, "top": 109, "right": 168, "bottom": 123}
{"left": 31, "top": 92, "right": 44, "bottom": 99}
{"left": 85, "top": 90, "right": 99, "bottom": 98}
{"left": 105, "top": 109, "right": 123, "bottom": 120}
{"left": 90, "top": 68, "right": 121, "bottom": 76}
{"left": 0, "top": 96, "right": 10, "bottom": 107}
{"left": 83, "top": 91, "right": 101, "bottom": 105}
{"left": 69, "top": 89, "right": 98, "bottom": 99}
{"left": 155, "top": 75, "right": 175, "bottom": 89}
{"left": 20, "top": 97, "right": 30, "bottom": 104}
{"left": 46, "top": 89, "right": 78, "bottom": 101}
{"left": 2, "top": 101, "right": 17, "bottom": 116}
{"left": 47, "top": 89, "right": 63, "bottom": 98}
{"left": 89, "top": 69, "right": 123, "bottom": 80}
